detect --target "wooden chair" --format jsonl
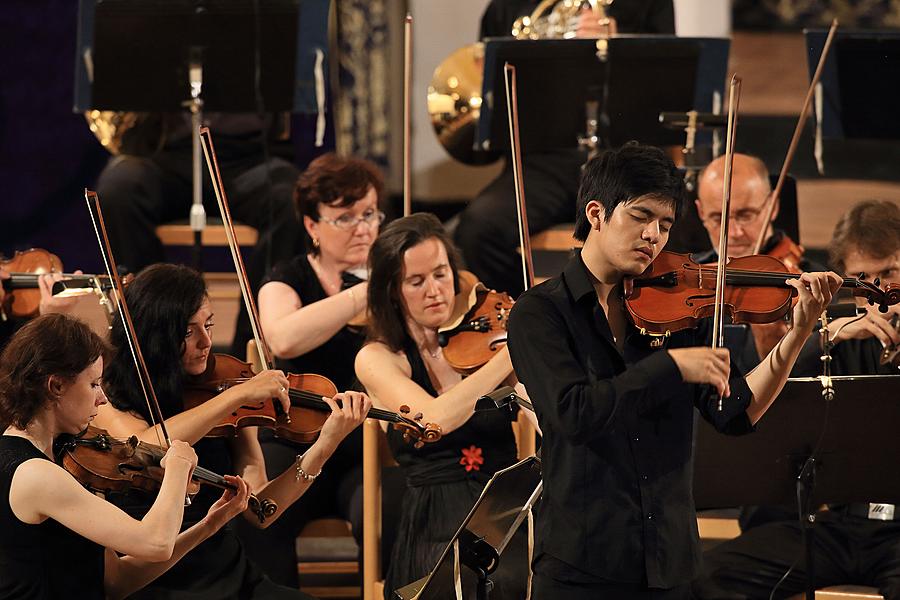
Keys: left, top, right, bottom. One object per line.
{"left": 362, "top": 410, "right": 537, "bottom": 600}
{"left": 155, "top": 219, "right": 258, "bottom": 247}
{"left": 247, "top": 341, "right": 361, "bottom": 598}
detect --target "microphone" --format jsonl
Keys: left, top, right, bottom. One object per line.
{"left": 480, "top": 386, "right": 534, "bottom": 413}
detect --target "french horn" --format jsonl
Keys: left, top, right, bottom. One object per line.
{"left": 427, "top": 0, "right": 615, "bottom": 165}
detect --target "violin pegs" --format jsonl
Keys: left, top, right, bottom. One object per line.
{"left": 399, "top": 405, "right": 411, "bottom": 415}
{"left": 414, "top": 412, "right": 424, "bottom": 421}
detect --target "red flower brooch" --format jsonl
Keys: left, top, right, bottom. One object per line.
{"left": 460, "top": 445, "right": 484, "bottom": 472}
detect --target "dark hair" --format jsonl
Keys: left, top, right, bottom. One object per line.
{"left": 0, "top": 314, "right": 107, "bottom": 430}
{"left": 366, "top": 213, "right": 462, "bottom": 352}
{"left": 829, "top": 200, "right": 900, "bottom": 274}
{"left": 295, "top": 153, "right": 385, "bottom": 253}
{"left": 103, "top": 263, "right": 207, "bottom": 422}
{"left": 574, "top": 143, "right": 685, "bottom": 241}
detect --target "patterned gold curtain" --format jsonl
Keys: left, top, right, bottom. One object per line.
{"left": 334, "top": 0, "right": 393, "bottom": 167}
{"left": 734, "top": 0, "right": 900, "bottom": 29}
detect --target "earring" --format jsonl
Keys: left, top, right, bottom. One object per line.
{"left": 312, "top": 237, "right": 320, "bottom": 249}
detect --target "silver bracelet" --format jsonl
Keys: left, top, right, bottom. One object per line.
{"left": 294, "top": 451, "right": 322, "bottom": 483}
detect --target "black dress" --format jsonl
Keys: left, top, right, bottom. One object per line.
{"left": 234, "top": 254, "right": 366, "bottom": 587}
{"left": 0, "top": 435, "right": 104, "bottom": 600}
{"left": 114, "top": 436, "right": 312, "bottom": 600}
{"left": 383, "top": 338, "right": 525, "bottom": 599}
{"left": 260, "top": 254, "right": 366, "bottom": 392}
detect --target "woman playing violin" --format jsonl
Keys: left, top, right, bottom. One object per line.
{"left": 232, "top": 153, "right": 384, "bottom": 585}
{"left": 0, "top": 252, "right": 82, "bottom": 350}
{"left": 93, "top": 263, "right": 370, "bottom": 599}
{"left": 0, "top": 313, "right": 250, "bottom": 600}
{"left": 354, "top": 213, "right": 535, "bottom": 599}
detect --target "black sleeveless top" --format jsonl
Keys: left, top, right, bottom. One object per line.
{"left": 262, "top": 255, "right": 366, "bottom": 392}
{"left": 386, "top": 337, "right": 519, "bottom": 487}
{"left": 0, "top": 435, "right": 105, "bottom": 600}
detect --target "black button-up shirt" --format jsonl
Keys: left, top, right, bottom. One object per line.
{"left": 508, "top": 252, "right": 754, "bottom": 588}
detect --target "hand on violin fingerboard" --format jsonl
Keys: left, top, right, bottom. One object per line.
{"left": 38, "top": 271, "right": 81, "bottom": 316}
{"left": 204, "top": 475, "right": 252, "bottom": 531}
{"left": 318, "top": 391, "right": 371, "bottom": 448}
{"left": 787, "top": 272, "right": 842, "bottom": 333}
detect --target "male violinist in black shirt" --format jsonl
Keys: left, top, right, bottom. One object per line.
{"left": 507, "top": 143, "right": 841, "bottom": 598}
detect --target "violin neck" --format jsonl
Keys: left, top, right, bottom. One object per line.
{"left": 287, "top": 389, "right": 401, "bottom": 424}
{"left": 191, "top": 465, "right": 229, "bottom": 488}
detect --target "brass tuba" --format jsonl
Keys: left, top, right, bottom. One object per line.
{"left": 427, "top": 0, "right": 615, "bottom": 165}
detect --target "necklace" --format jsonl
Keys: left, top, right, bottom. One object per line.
{"left": 309, "top": 254, "right": 341, "bottom": 295}
{"left": 420, "top": 344, "right": 442, "bottom": 359}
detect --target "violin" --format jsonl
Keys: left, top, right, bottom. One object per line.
{"left": 624, "top": 250, "right": 900, "bottom": 336}
{"left": 57, "top": 426, "right": 277, "bottom": 523}
{"left": 437, "top": 64, "right": 535, "bottom": 375}
{"left": 1, "top": 248, "right": 115, "bottom": 319}
{"left": 765, "top": 234, "right": 804, "bottom": 275}
{"left": 183, "top": 353, "right": 441, "bottom": 447}
{"left": 438, "top": 271, "right": 515, "bottom": 374}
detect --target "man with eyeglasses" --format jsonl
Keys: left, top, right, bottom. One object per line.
{"left": 694, "top": 199, "right": 900, "bottom": 600}
{"left": 692, "top": 153, "right": 823, "bottom": 367}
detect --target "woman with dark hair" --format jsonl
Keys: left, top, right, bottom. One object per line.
{"left": 0, "top": 313, "right": 251, "bottom": 600}
{"left": 94, "top": 263, "right": 370, "bottom": 599}
{"left": 236, "top": 153, "right": 385, "bottom": 585}
{"left": 355, "top": 213, "right": 534, "bottom": 599}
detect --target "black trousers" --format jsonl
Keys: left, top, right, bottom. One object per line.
{"left": 96, "top": 141, "right": 302, "bottom": 279}
{"left": 531, "top": 572, "right": 692, "bottom": 599}
{"left": 693, "top": 511, "right": 900, "bottom": 599}
{"left": 454, "top": 149, "right": 584, "bottom": 297}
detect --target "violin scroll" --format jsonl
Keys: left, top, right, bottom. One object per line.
{"left": 397, "top": 405, "right": 442, "bottom": 449}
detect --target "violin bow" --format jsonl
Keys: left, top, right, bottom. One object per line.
{"left": 504, "top": 62, "right": 535, "bottom": 293}
{"left": 502, "top": 62, "right": 537, "bottom": 459}
{"left": 403, "top": 13, "right": 413, "bottom": 218}
{"left": 711, "top": 75, "right": 742, "bottom": 410}
{"left": 751, "top": 19, "right": 838, "bottom": 255}
{"left": 84, "top": 190, "right": 171, "bottom": 448}
{"left": 198, "top": 128, "right": 275, "bottom": 373}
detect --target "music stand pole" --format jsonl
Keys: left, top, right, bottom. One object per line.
{"left": 185, "top": 53, "right": 206, "bottom": 272}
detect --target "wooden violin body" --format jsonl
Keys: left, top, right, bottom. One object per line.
{"left": 57, "top": 425, "right": 277, "bottom": 523}
{"left": 766, "top": 234, "right": 804, "bottom": 275}
{"left": 184, "top": 353, "right": 334, "bottom": 444}
{"left": 58, "top": 426, "right": 192, "bottom": 496}
{"left": 626, "top": 251, "right": 794, "bottom": 335}
{"left": 625, "top": 251, "right": 900, "bottom": 336}
{"left": 184, "top": 353, "right": 441, "bottom": 447}
{"left": 439, "top": 271, "right": 515, "bottom": 374}
{"left": 1, "top": 248, "right": 63, "bottom": 318}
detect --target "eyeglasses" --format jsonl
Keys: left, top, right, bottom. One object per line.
{"left": 701, "top": 207, "right": 764, "bottom": 228}
{"left": 319, "top": 209, "right": 385, "bottom": 231}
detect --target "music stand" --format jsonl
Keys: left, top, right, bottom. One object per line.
{"left": 392, "top": 456, "right": 542, "bottom": 600}
{"left": 693, "top": 375, "right": 900, "bottom": 597}
{"left": 804, "top": 29, "right": 900, "bottom": 178}
{"left": 476, "top": 36, "right": 729, "bottom": 153}
{"left": 73, "top": 0, "right": 328, "bottom": 268}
